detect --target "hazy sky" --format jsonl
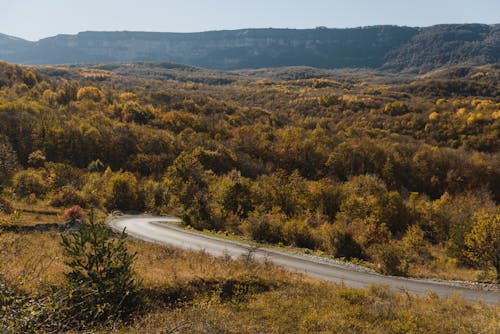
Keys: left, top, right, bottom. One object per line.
{"left": 3, "top": 0, "right": 499, "bottom": 41}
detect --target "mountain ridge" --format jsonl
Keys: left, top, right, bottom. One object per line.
{"left": 0, "top": 24, "right": 498, "bottom": 72}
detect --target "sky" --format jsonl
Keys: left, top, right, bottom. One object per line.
{"left": 2, "top": 0, "right": 500, "bottom": 41}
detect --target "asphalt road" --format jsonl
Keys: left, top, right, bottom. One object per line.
{"left": 108, "top": 215, "right": 500, "bottom": 305}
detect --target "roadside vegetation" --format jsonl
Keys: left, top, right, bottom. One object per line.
{"left": 0, "top": 213, "right": 498, "bottom": 332}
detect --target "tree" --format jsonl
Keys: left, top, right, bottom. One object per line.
{"left": 163, "top": 152, "right": 212, "bottom": 229}
{"left": 61, "top": 213, "right": 142, "bottom": 325}
{"left": 212, "top": 170, "right": 254, "bottom": 219}
{"left": 464, "top": 211, "right": 500, "bottom": 282}
{"left": 76, "top": 86, "right": 104, "bottom": 102}
{"left": 254, "top": 170, "right": 307, "bottom": 218}
{"left": 0, "top": 136, "right": 18, "bottom": 189}
{"left": 339, "top": 175, "right": 410, "bottom": 235}
{"left": 105, "top": 171, "right": 139, "bottom": 211}
{"left": 120, "top": 101, "right": 155, "bottom": 124}
{"left": 27, "top": 150, "right": 46, "bottom": 168}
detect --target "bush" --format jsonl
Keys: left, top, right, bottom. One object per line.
{"left": 371, "top": 242, "right": 409, "bottom": 276}
{"left": 12, "top": 169, "right": 48, "bottom": 198}
{"left": 50, "top": 186, "right": 87, "bottom": 207}
{"left": 383, "top": 101, "right": 410, "bottom": 116}
{"left": 62, "top": 205, "right": 84, "bottom": 222}
{"left": 105, "top": 172, "right": 139, "bottom": 211}
{"left": 246, "top": 209, "right": 285, "bottom": 243}
{"left": 283, "top": 219, "right": 316, "bottom": 249}
{"left": 319, "top": 222, "right": 364, "bottom": 259}
{"left": 61, "top": 213, "right": 143, "bottom": 327}
{"left": 45, "top": 162, "right": 84, "bottom": 190}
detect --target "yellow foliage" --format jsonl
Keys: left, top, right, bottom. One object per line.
{"left": 435, "top": 98, "right": 447, "bottom": 106}
{"left": 475, "top": 100, "right": 493, "bottom": 111}
{"left": 466, "top": 113, "right": 485, "bottom": 125}
{"left": 76, "top": 86, "right": 104, "bottom": 102}
{"left": 470, "top": 71, "right": 486, "bottom": 79}
{"left": 455, "top": 107, "right": 467, "bottom": 117}
{"left": 428, "top": 112, "right": 439, "bottom": 121}
{"left": 119, "top": 92, "right": 138, "bottom": 101}
{"left": 42, "top": 89, "right": 57, "bottom": 104}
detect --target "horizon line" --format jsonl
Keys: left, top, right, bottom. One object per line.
{"left": 3, "top": 22, "right": 498, "bottom": 42}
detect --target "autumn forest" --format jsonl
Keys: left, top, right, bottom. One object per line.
{"left": 0, "top": 60, "right": 499, "bottom": 332}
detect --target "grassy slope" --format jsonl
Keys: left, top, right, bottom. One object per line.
{"left": 0, "top": 225, "right": 498, "bottom": 333}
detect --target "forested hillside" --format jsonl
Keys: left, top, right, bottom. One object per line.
{"left": 0, "top": 24, "right": 499, "bottom": 71}
{"left": 1, "top": 60, "right": 499, "bottom": 331}
{"left": 0, "top": 61, "right": 499, "bottom": 281}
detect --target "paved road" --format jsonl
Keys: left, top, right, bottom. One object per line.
{"left": 109, "top": 215, "right": 500, "bottom": 305}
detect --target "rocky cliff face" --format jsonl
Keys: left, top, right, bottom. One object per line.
{"left": 0, "top": 25, "right": 498, "bottom": 72}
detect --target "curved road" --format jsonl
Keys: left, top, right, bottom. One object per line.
{"left": 109, "top": 215, "right": 500, "bottom": 305}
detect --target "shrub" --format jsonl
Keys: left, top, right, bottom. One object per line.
{"left": 105, "top": 172, "right": 139, "bottom": 212}
{"left": 383, "top": 101, "right": 410, "bottom": 116}
{"left": 246, "top": 209, "right": 285, "bottom": 243}
{"left": 63, "top": 205, "right": 84, "bottom": 222}
{"left": 45, "top": 162, "right": 84, "bottom": 190}
{"left": 319, "top": 222, "right": 363, "bottom": 260}
{"left": 60, "top": 213, "right": 142, "bottom": 326}
{"left": 50, "top": 186, "right": 86, "bottom": 207}
{"left": 12, "top": 169, "right": 48, "bottom": 198}
{"left": 371, "top": 241, "right": 409, "bottom": 276}
{"left": 283, "top": 219, "right": 316, "bottom": 249}
{"left": 87, "top": 159, "right": 105, "bottom": 173}
{"left": 402, "top": 225, "right": 431, "bottom": 262}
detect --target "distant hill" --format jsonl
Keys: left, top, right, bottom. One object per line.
{"left": 0, "top": 24, "right": 498, "bottom": 72}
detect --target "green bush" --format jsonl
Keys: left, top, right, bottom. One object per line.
{"left": 61, "top": 213, "right": 143, "bottom": 327}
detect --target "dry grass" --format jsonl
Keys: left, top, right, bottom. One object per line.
{"left": 0, "top": 199, "right": 108, "bottom": 227}
{"left": 0, "top": 232, "right": 66, "bottom": 290}
{"left": 129, "top": 239, "right": 299, "bottom": 288}
{"left": 1, "top": 228, "right": 499, "bottom": 333}
{"left": 0, "top": 201, "right": 61, "bottom": 226}
{"left": 114, "top": 283, "right": 500, "bottom": 334}
{"left": 408, "top": 246, "right": 494, "bottom": 282}
{"left": 0, "top": 230, "right": 298, "bottom": 293}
